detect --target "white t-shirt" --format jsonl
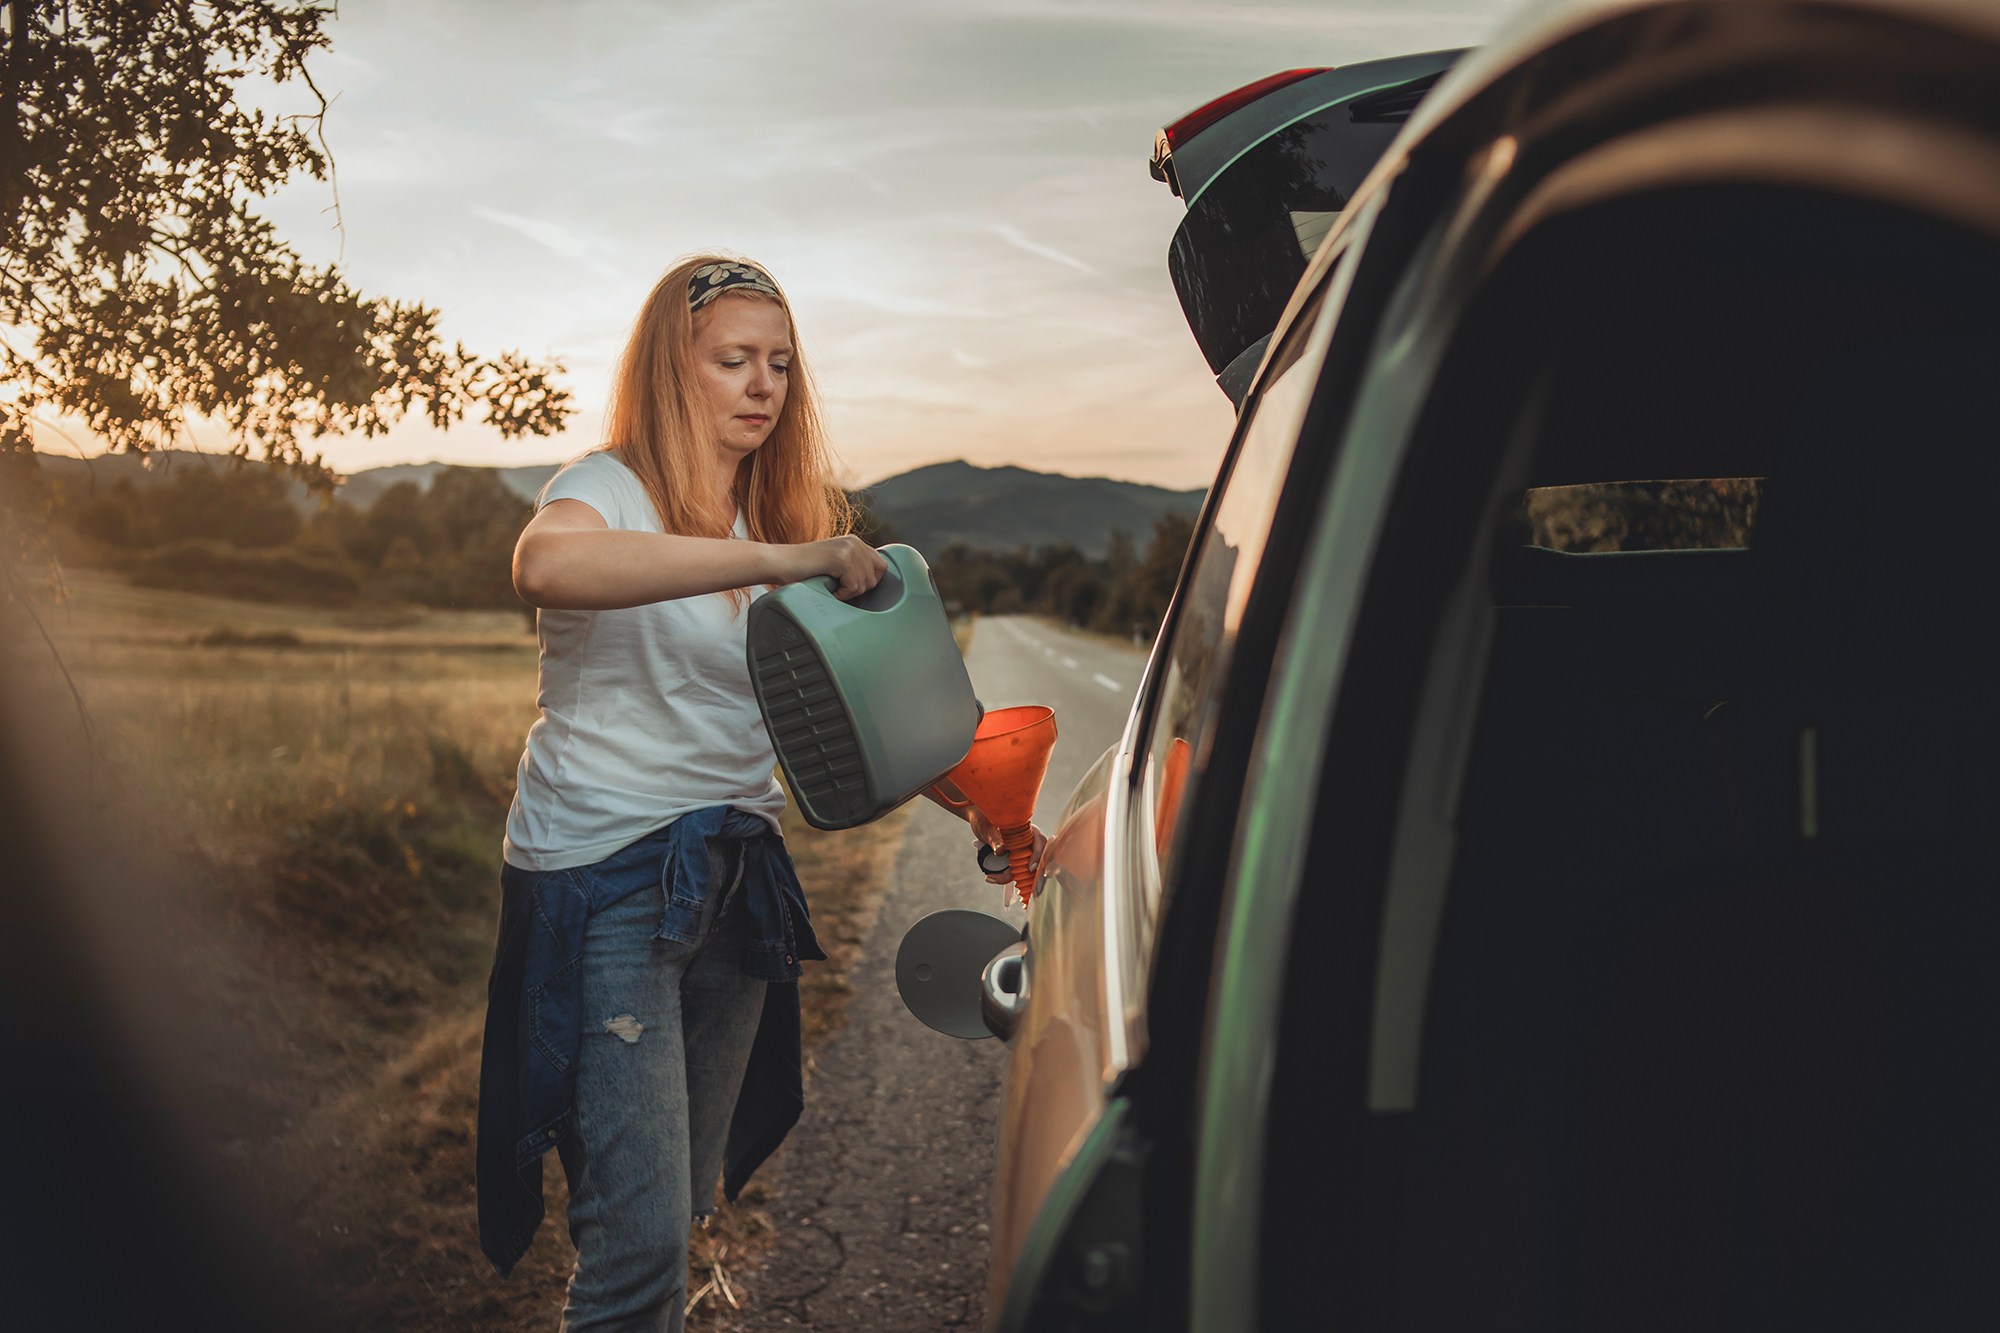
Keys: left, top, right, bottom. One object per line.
{"left": 503, "top": 450, "right": 786, "bottom": 871}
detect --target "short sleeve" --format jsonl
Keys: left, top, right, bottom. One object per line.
{"left": 538, "top": 452, "right": 650, "bottom": 532}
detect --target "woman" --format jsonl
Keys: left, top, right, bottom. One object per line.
{"left": 476, "top": 255, "right": 1033, "bottom": 1332}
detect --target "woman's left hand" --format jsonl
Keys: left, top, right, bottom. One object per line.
{"left": 783, "top": 535, "right": 888, "bottom": 601}
{"left": 968, "top": 807, "right": 1049, "bottom": 887}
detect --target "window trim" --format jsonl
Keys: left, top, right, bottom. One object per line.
{"left": 1124, "top": 248, "right": 1345, "bottom": 804}
{"left": 1115, "top": 266, "right": 1342, "bottom": 1019}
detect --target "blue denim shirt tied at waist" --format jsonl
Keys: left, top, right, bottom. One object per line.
{"left": 477, "top": 805, "right": 827, "bottom": 1276}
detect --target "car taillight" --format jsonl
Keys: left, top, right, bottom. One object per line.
{"left": 1161, "top": 68, "right": 1330, "bottom": 151}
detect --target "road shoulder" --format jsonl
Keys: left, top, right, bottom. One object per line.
{"left": 737, "top": 801, "right": 1011, "bottom": 1330}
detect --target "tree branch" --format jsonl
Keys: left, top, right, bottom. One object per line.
{"left": 295, "top": 59, "right": 344, "bottom": 261}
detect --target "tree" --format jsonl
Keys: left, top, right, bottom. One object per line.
{"left": 0, "top": 1, "right": 571, "bottom": 488}
{"left": 352, "top": 480, "right": 430, "bottom": 567}
{"left": 152, "top": 463, "right": 299, "bottom": 547}
{"left": 1099, "top": 511, "right": 1191, "bottom": 639}
{"left": 53, "top": 455, "right": 301, "bottom": 549}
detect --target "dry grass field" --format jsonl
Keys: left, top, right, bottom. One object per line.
{"left": 23, "top": 566, "right": 908, "bottom": 1331}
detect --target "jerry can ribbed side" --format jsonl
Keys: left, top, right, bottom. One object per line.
{"left": 747, "top": 545, "right": 980, "bottom": 829}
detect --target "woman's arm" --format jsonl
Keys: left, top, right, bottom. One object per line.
{"left": 514, "top": 498, "right": 887, "bottom": 610}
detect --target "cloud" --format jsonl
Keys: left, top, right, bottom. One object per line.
{"left": 471, "top": 207, "right": 618, "bottom": 276}
{"left": 988, "top": 223, "right": 1099, "bottom": 275}
{"left": 971, "top": 1, "right": 1497, "bottom": 36}
{"left": 597, "top": 106, "right": 669, "bottom": 150}
{"left": 235, "top": 0, "right": 1504, "bottom": 487}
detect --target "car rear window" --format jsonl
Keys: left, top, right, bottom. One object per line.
{"left": 1168, "top": 111, "right": 1401, "bottom": 374}
{"left": 1517, "top": 478, "right": 1764, "bottom": 552}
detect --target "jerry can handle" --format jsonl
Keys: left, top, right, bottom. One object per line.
{"left": 806, "top": 556, "right": 907, "bottom": 611}
{"left": 928, "top": 777, "right": 973, "bottom": 812}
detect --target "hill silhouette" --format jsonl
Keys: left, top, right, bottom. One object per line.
{"left": 37, "top": 452, "right": 1205, "bottom": 562}
{"left": 854, "top": 460, "right": 1205, "bottom": 559}
{"left": 329, "top": 456, "right": 1206, "bottom": 559}
{"left": 338, "top": 461, "right": 561, "bottom": 510}
{"left": 324, "top": 456, "right": 1207, "bottom": 560}
{"left": 33, "top": 451, "right": 564, "bottom": 512}
{"left": 35, "top": 448, "right": 322, "bottom": 507}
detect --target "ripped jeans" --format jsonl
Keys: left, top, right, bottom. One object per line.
{"left": 555, "top": 850, "right": 767, "bottom": 1333}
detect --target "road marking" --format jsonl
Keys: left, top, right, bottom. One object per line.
{"left": 1093, "top": 674, "right": 1122, "bottom": 692}
{"left": 1062, "top": 657, "right": 1078, "bottom": 669}
{"left": 1044, "top": 647, "right": 1056, "bottom": 658}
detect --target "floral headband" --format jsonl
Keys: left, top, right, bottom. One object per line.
{"left": 689, "top": 261, "right": 783, "bottom": 311}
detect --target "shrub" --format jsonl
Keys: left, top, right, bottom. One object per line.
{"left": 73, "top": 481, "right": 151, "bottom": 547}
{"left": 53, "top": 459, "right": 536, "bottom": 618}
{"left": 130, "top": 541, "right": 361, "bottom": 605}
{"left": 194, "top": 627, "right": 303, "bottom": 648}
{"left": 261, "top": 737, "right": 502, "bottom": 951}
{"left": 153, "top": 466, "right": 304, "bottom": 548}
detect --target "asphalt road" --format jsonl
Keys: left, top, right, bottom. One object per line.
{"left": 739, "top": 617, "right": 1140, "bottom": 1330}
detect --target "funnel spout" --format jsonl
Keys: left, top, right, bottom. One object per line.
{"left": 997, "top": 822, "right": 1036, "bottom": 900}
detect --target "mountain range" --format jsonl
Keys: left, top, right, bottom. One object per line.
{"left": 35, "top": 451, "right": 1206, "bottom": 561}
{"left": 852, "top": 460, "right": 1205, "bottom": 559}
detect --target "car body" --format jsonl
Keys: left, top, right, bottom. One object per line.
{"left": 967, "top": 1, "right": 2000, "bottom": 1329}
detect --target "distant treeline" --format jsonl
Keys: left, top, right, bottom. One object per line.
{"left": 922, "top": 512, "right": 1195, "bottom": 641}
{"left": 50, "top": 463, "right": 531, "bottom": 614}
{"left": 47, "top": 461, "right": 1200, "bottom": 638}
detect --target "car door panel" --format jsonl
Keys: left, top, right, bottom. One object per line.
{"left": 992, "top": 742, "right": 1124, "bottom": 1298}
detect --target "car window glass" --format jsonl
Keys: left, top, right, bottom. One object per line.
{"left": 1131, "top": 279, "right": 1337, "bottom": 943}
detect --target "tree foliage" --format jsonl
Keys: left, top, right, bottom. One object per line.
{"left": 0, "top": 0, "right": 572, "bottom": 485}
{"left": 72, "top": 460, "right": 300, "bottom": 548}
{"left": 49, "top": 457, "right": 535, "bottom": 613}
{"left": 931, "top": 510, "right": 1196, "bottom": 641}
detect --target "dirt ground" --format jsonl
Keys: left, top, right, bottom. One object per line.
{"left": 21, "top": 567, "right": 909, "bottom": 1331}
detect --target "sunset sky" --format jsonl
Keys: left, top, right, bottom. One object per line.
{"left": 157, "top": 0, "right": 1506, "bottom": 490}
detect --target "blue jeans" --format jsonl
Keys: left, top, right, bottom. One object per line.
{"left": 553, "top": 853, "right": 768, "bottom": 1332}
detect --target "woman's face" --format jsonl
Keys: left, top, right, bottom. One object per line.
{"left": 692, "top": 294, "right": 792, "bottom": 466}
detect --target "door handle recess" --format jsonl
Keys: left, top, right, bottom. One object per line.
{"left": 981, "top": 941, "right": 1029, "bottom": 1041}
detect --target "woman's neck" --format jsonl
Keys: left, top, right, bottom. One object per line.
{"left": 713, "top": 448, "right": 745, "bottom": 522}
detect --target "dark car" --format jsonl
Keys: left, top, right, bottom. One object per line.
{"left": 1148, "top": 48, "right": 1466, "bottom": 404}
{"left": 919, "top": 0, "right": 2000, "bottom": 1328}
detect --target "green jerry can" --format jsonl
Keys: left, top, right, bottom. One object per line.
{"left": 746, "top": 544, "right": 980, "bottom": 830}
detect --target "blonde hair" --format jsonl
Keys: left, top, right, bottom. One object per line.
{"left": 600, "top": 253, "right": 851, "bottom": 564}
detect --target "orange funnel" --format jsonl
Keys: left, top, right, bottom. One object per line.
{"left": 933, "top": 705, "right": 1056, "bottom": 904}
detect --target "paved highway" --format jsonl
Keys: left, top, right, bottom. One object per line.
{"left": 740, "top": 617, "right": 1141, "bottom": 1330}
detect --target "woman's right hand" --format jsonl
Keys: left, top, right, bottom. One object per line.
{"left": 788, "top": 535, "right": 888, "bottom": 600}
